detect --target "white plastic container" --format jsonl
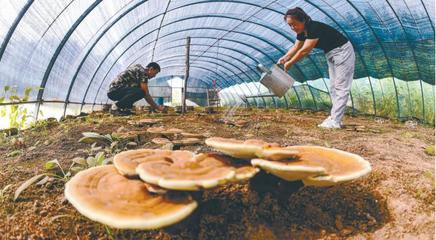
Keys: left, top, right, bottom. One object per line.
{"left": 257, "top": 64, "right": 295, "bottom": 97}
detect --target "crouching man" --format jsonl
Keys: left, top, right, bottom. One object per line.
{"left": 107, "top": 62, "right": 165, "bottom": 115}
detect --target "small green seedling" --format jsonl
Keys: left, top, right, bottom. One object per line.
{"left": 78, "top": 132, "right": 115, "bottom": 145}
{"left": 0, "top": 184, "right": 13, "bottom": 203}
{"left": 424, "top": 145, "right": 435, "bottom": 156}
{"left": 13, "top": 152, "right": 112, "bottom": 201}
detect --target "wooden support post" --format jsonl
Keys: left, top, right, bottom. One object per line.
{"left": 182, "top": 36, "right": 190, "bottom": 114}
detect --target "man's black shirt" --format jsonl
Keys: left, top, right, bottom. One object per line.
{"left": 296, "top": 20, "right": 348, "bottom": 53}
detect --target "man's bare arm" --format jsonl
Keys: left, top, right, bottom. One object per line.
{"left": 278, "top": 40, "right": 304, "bottom": 64}
{"left": 140, "top": 82, "right": 161, "bottom": 110}
{"left": 284, "top": 38, "right": 318, "bottom": 71}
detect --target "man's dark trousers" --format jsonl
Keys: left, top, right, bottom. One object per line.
{"left": 107, "top": 87, "right": 145, "bottom": 109}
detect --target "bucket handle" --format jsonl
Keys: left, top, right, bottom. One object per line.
{"left": 256, "top": 64, "right": 271, "bottom": 74}
{"left": 273, "top": 63, "right": 286, "bottom": 71}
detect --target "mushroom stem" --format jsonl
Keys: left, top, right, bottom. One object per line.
{"left": 248, "top": 170, "right": 282, "bottom": 195}
{"left": 190, "top": 189, "right": 205, "bottom": 203}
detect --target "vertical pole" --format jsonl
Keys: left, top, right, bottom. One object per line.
{"left": 182, "top": 37, "right": 190, "bottom": 114}
{"left": 206, "top": 89, "right": 210, "bottom": 107}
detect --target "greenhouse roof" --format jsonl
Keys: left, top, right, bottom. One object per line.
{"left": 0, "top": 0, "right": 434, "bottom": 122}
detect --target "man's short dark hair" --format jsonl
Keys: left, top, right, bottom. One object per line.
{"left": 147, "top": 62, "right": 161, "bottom": 72}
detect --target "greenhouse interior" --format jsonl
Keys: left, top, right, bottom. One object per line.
{"left": 0, "top": 0, "right": 434, "bottom": 239}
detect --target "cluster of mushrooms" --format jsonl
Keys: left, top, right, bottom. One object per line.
{"left": 124, "top": 118, "right": 205, "bottom": 147}
{"left": 65, "top": 136, "right": 371, "bottom": 230}
{"left": 147, "top": 127, "right": 205, "bottom": 147}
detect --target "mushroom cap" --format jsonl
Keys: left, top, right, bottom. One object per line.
{"left": 64, "top": 165, "right": 197, "bottom": 229}
{"left": 152, "top": 138, "right": 172, "bottom": 145}
{"left": 164, "top": 128, "right": 184, "bottom": 134}
{"left": 173, "top": 138, "right": 203, "bottom": 146}
{"left": 234, "top": 166, "right": 260, "bottom": 181}
{"left": 181, "top": 132, "right": 206, "bottom": 138}
{"left": 205, "top": 153, "right": 260, "bottom": 181}
{"left": 136, "top": 152, "right": 259, "bottom": 190}
{"left": 139, "top": 118, "right": 162, "bottom": 123}
{"left": 143, "top": 182, "right": 168, "bottom": 195}
{"left": 113, "top": 149, "right": 172, "bottom": 176}
{"left": 205, "top": 137, "right": 277, "bottom": 159}
{"left": 127, "top": 120, "right": 137, "bottom": 125}
{"left": 113, "top": 130, "right": 148, "bottom": 140}
{"left": 251, "top": 158, "right": 325, "bottom": 181}
{"left": 147, "top": 127, "right": 183, "bottom": 136}
{"left": 258, "top": 147, "right": 299, "bottom": 161}
{"left": 136, "top": 151, "right": 241, "bottom": 191}
{"left": 128, "top": 118, "right": 162, "bottom": 126}
{"left": 233, "top": 119, "right": 249, "bottom": 127}
{"left": 206, "top": 137, "right": 298, "bottom": 160}
{"left": 294, "top": 146, "right": 372, "bottom": 186}
{"left": 251, "top": 146, "right": 371, "bottom": 185}
{"left": 147, "top": 127, "right": 167, "bottom": 134}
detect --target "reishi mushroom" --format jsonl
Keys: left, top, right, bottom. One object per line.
{"left": 234, "top": 166, "right": 260, "bottom": 181}
{"left": 64, "top": 165, "right": 197, "bottom": 229}
{"left": 146, "top": 127, "right": 166, "bottom": 135}
{"left": 136, "top": 151, "right": 258, "bottom": 191}
{"left": 152, "top": 137, "right": 202, "bottom": 147}
{"left": 205, "top": 137, "right": 298, "bottom": 160}
{"left": 172, "top": 138, "right": 203, "bottom": 146}
{"left": 251, "top": 145, "right": 371, "bottom": 186}
{"left": 196, "top": 153, "right": 259, "bottom": 181}
{"left": 205, "top": 137, "right": 274, "bottom": 159}
{"left": 147, "top": 127, "right": 183, "bottom": 138}
{"left": 152, "top": 138, "right": 172, "bottom": 145}
{"left": 67, "top": 142, "right": 371, "bottom": 230}
{"left": 113, "top": 149, "right": 171, "bottom": 176}
{"left": 143, "top": 182, "right": 168, "bottom": 194}
{"left": 180, "top": 132, "right": 206, "bottom": 138}
{"left": 113, "top": 130, "right": 148, "bottom": 141}
{"left": 128, "top": 118, "right": 162, "bottom": 127}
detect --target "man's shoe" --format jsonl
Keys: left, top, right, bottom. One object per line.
{"left": 110, "top": 108, "right": 133, "bottom": 116}
{"left": 110, "top": 109, "right": 126, "bottom": 116}
{"left": 318, "top": 117, "right": 341, "bottom": 129}
{"left": 111, "top": 103, "right": 118, "bottom": 111}
{"left": 318, "top": 116, "right": 332, "bottom": 128}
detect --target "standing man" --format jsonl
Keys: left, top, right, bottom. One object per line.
{"left": 278, "top": 7, "right": 355, "bottom": 129}
{"left": 107, "top": 62, "right": 165, "bottom": 115}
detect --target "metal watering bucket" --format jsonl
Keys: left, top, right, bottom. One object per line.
{"left": 257, "top": 64, "right": 295, "bottom": 97}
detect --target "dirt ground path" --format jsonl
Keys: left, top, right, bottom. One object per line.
{"left": 0, "top": 108, "right": 434, "bottom": 239}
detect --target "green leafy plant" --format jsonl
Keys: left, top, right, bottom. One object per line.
{"left": 6, "top": 149, "right": 22, "bottom": 157}
{"left": 78, "top": 131, "right": 122, "bottom": 155}
{"left": 44, "top": 152, "right": 112, "bottom": 179}
{"left": 72, "top": 151, "right": 113, "bottom": 169}
{"left": 13, "top": 152, "right": 113, "bottom": 201}
{"left": 14, "top": 174, "right": 46, "bottom": 201}
{"left": 104, "top": 225, "right": 115, "bottom": 240}
{"left": 44, "top": 159, "right": 72, "bottom": 180}
{"left": 28, "top": 117, "right": 57, "bottom": 132}
{"left": 78, "top": 132, "right": 115, "bottom": 145}
{"left": 423, "top": 170, "right": 435, "bottom": 186}
{"left": 424, "top": 145, "right": 435, "bottom": 156}
{"left": 0, "top": 134, "right": 6, "bottom": 144}
{"left": 0, "top": 184, "right": 13, "bottom": 203}
{"left": 0, "top": 86, "right": 39, "bottom": 129}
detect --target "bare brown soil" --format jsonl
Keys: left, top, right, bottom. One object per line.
{"left": 0, "top": 108, "right": 434, "bottom": 239}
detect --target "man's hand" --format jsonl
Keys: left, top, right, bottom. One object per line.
{"left": 156, "top": 105, "right": 166, "bottom": 112}
{"left": 277, "top": 55, "right": 289, "bottom": 65}
{"left": 284, "top": 61, "right": 293, "bottom": 72}
{"left": 278, "top": 40, "right": 303, "bottom": 65}
{"left": 282, "top": 39, "right": 317, "bottom": 72}
{"left": 141, "top": 82, "right": 163, "bottom": 111}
